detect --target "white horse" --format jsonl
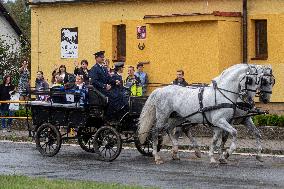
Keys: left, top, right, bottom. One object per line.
{"left": 138, "top": 64, "right": 262, "bottom": 164}
{"left": 216, "top": 65, "right": 275, "bottom": 163}
{"left": 171, "top": 65, "right": 275, "bottom": 163}
{"left": 170, "top": 64, "right": 267, "bottom": 163}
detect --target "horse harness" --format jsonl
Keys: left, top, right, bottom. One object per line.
{"left": 179, "top": 68, "right": 263, "bottom": 126}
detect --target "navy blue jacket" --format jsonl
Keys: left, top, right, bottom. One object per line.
{"left": 89, "top": 63, "right": 112, "bottom": 93}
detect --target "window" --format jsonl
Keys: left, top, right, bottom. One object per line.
{"left": 117, "top": 24, "right": 126, "bottom": 61}
{"left": 254, "top": 20, "right": 267, "bottom": 59}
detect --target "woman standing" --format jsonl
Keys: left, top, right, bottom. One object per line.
{"left": 18, "top": 60, "right": 30, "bottom": 101}
{"left": 0, "top": 75, "right": 15, "bottom": 132}
{"left": 74, "top": 60, "right": 89, "bottom": 84}
{"left": 52, "top": 65, "right": 70, "bottom": 84}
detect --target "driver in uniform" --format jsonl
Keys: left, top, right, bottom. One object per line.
{"left": 89, "top": 52, "right": 127, "bottom": 118}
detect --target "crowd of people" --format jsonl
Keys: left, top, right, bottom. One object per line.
{"left": 0, "top": 50, "right": 189, "bottom": 131}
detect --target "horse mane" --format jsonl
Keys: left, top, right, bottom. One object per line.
{"left": 212, "top": 64, "right": 249, "bottom": 84}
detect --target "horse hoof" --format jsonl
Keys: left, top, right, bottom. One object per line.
{"left": 195, "top": 150, "right": 202, "bottom": 158}
{"left": 256, "top": 155, "right": 264, "bottom": 162}
{"left": 210, "top": 158, "right": 217, "bottom": 164}
{"left": 155, "top": 160, "right": 164, "bottom": 164}
{"left": 224, "top": 152, "right": 230, "bottom": 159}
{"left": 219, "top": 158, "right": 227, "bottom": 164}
{"left": 172, "top": 156, "right": 180, "bottom": 160}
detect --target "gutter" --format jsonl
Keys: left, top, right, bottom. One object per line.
{"left": 26, "top": 0, "right": 133, "bottom": 6}
{"left": 242, "top": 0, "right": 248, "bottom": 64}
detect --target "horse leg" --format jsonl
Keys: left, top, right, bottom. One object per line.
{"left": 167, "top": 118, "right": 185, "bottom": 161}
{"left": 214, "top": 118, "right": 238, "bottom": 160}
{"left": 182, "top": 126, "right": 202, "bottom": 158}
{"left": 243, "top": 117, "right": 263, "bottom": 162}
{"left": 209, "top": 127, "right": 222, "bottom": 163}
{"left": 152, "top": 127, "right": 163, "bottom": 164}
{"left": 168, "top": 128, "right": 180, "bottom": 160}
{"left": 218, "top": 130, "right": 229, "bottom": 164}
{"left": 152, "top": 115, "right": 169, "bottom": 164}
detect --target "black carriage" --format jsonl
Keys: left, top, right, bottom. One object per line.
{"left": 28, "top": 88, "right": 155, "bottom": 161}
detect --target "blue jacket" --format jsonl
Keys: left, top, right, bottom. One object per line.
{"left": 89, "top": 63, "right": 112, "bottom": 93}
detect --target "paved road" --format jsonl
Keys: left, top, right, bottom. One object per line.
{"left": 0, "top": 141, "right": 284, "bottom": 189}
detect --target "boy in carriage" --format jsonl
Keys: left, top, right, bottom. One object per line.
{"left": 74, "top": 75, "right": 88, "bottom": 106}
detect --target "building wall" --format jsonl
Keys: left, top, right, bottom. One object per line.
{"left": 30, "top": 0, "right": 284, "bottom": 102}
{"left": 248, "top": 14, "right": 284, "bottom": 102}
{"left": 30, "top": 0, "right": 242, "bottom": 83}
{"left": 146, "top": 21, "right": 220, "bottom": 84}
{"left": 0, "top": 14, "right": 20, "bottom": 51}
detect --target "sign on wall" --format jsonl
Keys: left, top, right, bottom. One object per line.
{"left": 137, "top": 26, "right": 146, "bottom": 39}
{"left": 61, "top": 27, "right": 78, "bottom": 58}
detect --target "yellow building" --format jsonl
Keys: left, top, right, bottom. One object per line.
{"left": 28, "top": 0, "right": 284, "bottom": 113}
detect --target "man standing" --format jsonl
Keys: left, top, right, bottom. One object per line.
{"left": 172, "top": 70, "right": 189, "bottom": 87}
{"left": 172, "top": 69, "right": 189, "bottom": 138}
{"left": 134, "top": 63, "right": 148, "bottom": 96}
{"left": 89, "top": 51, "right": 112, "bottom": 95}
{"left": 125, "top": 66, "right": 141, "bottom": 96}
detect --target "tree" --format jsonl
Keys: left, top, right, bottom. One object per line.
{"left": 0, "top": 0, "right": 31, "bottom": 84}
{"left": 4, "top": 0, "right": 31, "bottom": 40}
{"left": 0, "top": 35, "right": 30, "bottom": 85}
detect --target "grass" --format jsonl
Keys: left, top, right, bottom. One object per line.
{"left": 0, "top": 175, "right": 154, "bottom": 189}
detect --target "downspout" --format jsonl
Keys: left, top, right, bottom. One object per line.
{"left": 242, "top": 0, "right": 248, "bottom": 64}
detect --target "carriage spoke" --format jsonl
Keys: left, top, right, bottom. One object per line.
{"left": 104, "top": 148, "right": 108, "bottom": 158}
{"left": 110, "top": 147, "right": 116, "bottom": 153}
{"left": 108, "top": 149, "right": 112, "bottom": 158}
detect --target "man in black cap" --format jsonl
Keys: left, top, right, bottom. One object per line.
{"left": 89, "top": 51, "right": 112, "bottom": 94}
{"left": 108, "top": 62, "right": 128, "bottom": 118}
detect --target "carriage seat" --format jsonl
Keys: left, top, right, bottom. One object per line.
{"left": 28, "top": 101, "right": 83, "bottom": 108}
{"left": 87, "top": 86, "right": 108, "bottom": 107}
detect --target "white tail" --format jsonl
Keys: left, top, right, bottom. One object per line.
{"left": 138, "top": 90, "right": 159, "bottom": 144}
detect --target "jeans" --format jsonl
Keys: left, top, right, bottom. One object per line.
{"left": 0, "top": 104, "right": 14, "bottom": 129}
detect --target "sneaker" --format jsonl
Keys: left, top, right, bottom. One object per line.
{"left": 2, "top": 128, "right": 7, "bottom": 133}
{"left": 7, "top": 128, "right": 11, "bottom": 132}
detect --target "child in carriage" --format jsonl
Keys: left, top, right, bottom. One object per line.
{"left": 74, "top": 75, "right": 88, "bottom": 106}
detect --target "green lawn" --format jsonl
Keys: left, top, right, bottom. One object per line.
{"left": 0, "top": 175, "right": 155, "bottom": 189}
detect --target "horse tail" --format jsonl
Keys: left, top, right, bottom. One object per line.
{"left": 138, "top": 89, "right": 159, "bottom": 144}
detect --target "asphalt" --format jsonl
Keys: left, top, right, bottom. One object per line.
{"left": 0, "top": 141, "right": 283, "bottom": 189}
{"left": 1, "top": 128, "right": 283, "bottom": 156}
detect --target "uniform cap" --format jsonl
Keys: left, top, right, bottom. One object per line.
{"left": 93, "top": 51, "right": 105, "bottom": 57}
{"left": 114, "top": 62, "right": 125, "bottom": 68}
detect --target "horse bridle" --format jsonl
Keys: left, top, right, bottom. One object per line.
{"left": 238, "top": 66, "right": 260, "bottom": 104}
{"left": 258, "top": 68, "right": 275, "bottom": 95}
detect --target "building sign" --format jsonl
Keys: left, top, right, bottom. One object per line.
{"left": 137, "top": 26, "right": 146, "bottom": 39}
{"left": 61, "top": 27, "right": 78, "bottom": 58}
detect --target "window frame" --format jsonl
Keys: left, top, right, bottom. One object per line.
{"left": 252, "top": 19, "right": 268, "bottom": 60}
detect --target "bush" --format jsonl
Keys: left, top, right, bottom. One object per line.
{"left": 253, "top": 114, "right": 284, "bottom": 127}
{"left": 14, "top": 109, "right": 32, "bottom": 117}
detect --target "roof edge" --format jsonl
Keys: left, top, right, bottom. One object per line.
{"left": 0, "top": 2, "right": 23, "bottom": 37}
{"left": 144, "top": 11, "right": 242, "bottom": 19}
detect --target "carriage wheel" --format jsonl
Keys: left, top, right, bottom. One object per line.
{"left": 35, "top": 123, "right": 61, "bottom": 157}
{"left": 134, "top": 134, "right": 162, "bottom": 157}
{"left": 93, "top": 126, "right": 122, "bottom": 162}
{"left": 77, "top": 127, "right": 97, "bottom": 153}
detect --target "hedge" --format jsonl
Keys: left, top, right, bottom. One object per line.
{"left": 3, "top": 110, "right": 284, "bottom": 127}
{"left": 252, "top": 114, "right": 284, "bottom": 127}
{"left": 1, "top": 109, "right": 32, "bottom": 117}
